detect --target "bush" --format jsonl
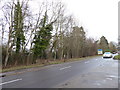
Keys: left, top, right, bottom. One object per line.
{"left": 104, "top": 49, "right": 112, "bottom": 53}
{"left": 113, "top": 55, "right": 120, "bottom": 60}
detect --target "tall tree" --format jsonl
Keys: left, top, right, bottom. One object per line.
{"left": 98, "top": 36, "right": 109, "bottom": 52}
{"left": 14, "top": 0, "right": 25, "bottom": 53}
{"left": 71, "top": 26, "right": 86, "bottom": 58}
{"left": 109, "top": 42, "right": 117, "bottom": 52}
{"left": 32, "top": 12, "right": 53, "bottom": 62}
{"left": 3, "top": 0, "right": 15, "bottom": 67}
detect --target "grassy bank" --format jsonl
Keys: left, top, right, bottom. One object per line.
{"left": 2, "top": 55, "right": 100, "bottom": 73}
{"left": 113, "top": 55, "right": 120, "bottom": 60}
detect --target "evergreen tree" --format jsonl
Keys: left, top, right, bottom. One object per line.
{"left": 14, "top": 0, "right": 25, "bottom": 53}
{"left": 70, "top": 26, "right": 86, "bottom": 58}
{"left": 33, "top": 12, "right": 53, "bottom": 60}
{"left": 99, "top": 36, "right": 109, "bottom": 52}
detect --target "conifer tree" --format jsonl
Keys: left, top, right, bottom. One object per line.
{"left": 14, "top": 0, "right": 25, "bottom": 53}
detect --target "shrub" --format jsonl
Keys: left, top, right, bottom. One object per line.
{"left": 113, "top": 55, "right": 120, "bottom": 60}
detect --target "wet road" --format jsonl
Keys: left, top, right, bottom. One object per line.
{"left": 1, "top": 55, "right": 118, "bottom": 88}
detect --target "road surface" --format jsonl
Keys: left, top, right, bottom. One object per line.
{"left": 1, "top": 55, "right": 118, "bottom": 88}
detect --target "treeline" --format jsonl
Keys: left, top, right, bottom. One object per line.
{"left": 0, "top": 0, "right": 117, "bottom": 68}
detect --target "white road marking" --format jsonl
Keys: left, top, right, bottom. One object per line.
{"left": 0, "top": 78, "right": 22, "bottom": 85}
{"left": 60, "top": 66, "right": 71, "bottom": 70}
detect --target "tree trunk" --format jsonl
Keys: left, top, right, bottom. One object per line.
{"left": 4, "top": 51, "right": 9, "bottom": 67}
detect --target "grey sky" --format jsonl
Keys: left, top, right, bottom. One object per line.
{"left": 29, "top": 0, "right": 119, "bottom": 43}
{"left": 61, "top": 0, "right": 119, "bottom": 43}
{"left": 1, "top": 0, "right": 119, "bottom": 43}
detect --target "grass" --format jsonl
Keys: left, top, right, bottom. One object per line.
{"left": 113, "top": 54, "right": 120, "bottom": 60}
{"left": 2, "top": 55, "right": 100, "bottom": 73}
{"left": 1, "top": 64, "right": 44, "bottom": 73}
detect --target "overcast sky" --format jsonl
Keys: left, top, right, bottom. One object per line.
{"left": 61, "top": 0, "right": 119, "bottom": 43}
{"left": 1, "top": 0, "right": 119, "bottom": 43}
{"left": 30, "top": 0, "right": 119, "bottom": 43}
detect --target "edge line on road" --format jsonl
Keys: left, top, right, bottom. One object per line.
{"left": 0, "top": 78, "right": 22, "bottom": 85}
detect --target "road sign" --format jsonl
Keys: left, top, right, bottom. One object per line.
{"left": 98, "top": 49, "right": 103, "bottom": 55}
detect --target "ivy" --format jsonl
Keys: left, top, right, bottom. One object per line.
{"left": 33, "top": 12, "right": 53, "bottom": 59}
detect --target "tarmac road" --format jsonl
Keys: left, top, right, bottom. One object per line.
{"left": 1, "top": 55, "right": 118, "bottom": 88}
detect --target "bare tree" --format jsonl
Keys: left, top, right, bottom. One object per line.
{"left": 2, "top": 0, "right": 15, "bottom": 67}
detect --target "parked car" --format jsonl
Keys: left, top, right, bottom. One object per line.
{"left": 112, "top": 52, "right": 116, "bottom": 54}
{"left": 103, "top": 52, "right": 112, "bottom": 58}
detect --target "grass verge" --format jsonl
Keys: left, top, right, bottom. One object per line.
{"left": 113, "top": 55, "right": 120, "bottom": 60}
{"left": 2, "top": 55, "right": 100, "bottom": 73}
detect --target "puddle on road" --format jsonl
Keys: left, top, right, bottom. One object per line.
{"left": 85, "top": 61, "right": 90, "bottom": 64}
{"left": 106, "top": 75, "right": 118, "bottom": 78}
{"left": 106, "top": 78, "right": 113, "bottom": 80}
{"left": 105, "top": 75, "right": 118, "bottom": 81}
{"left": 102, "top": 80, "right": 106, "bottom": 83}
{"left": 94, "top": 82, "right": 101, "bottom": 86}
{"left": 92, "top": 80, "right": 106, "bottom": 86}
